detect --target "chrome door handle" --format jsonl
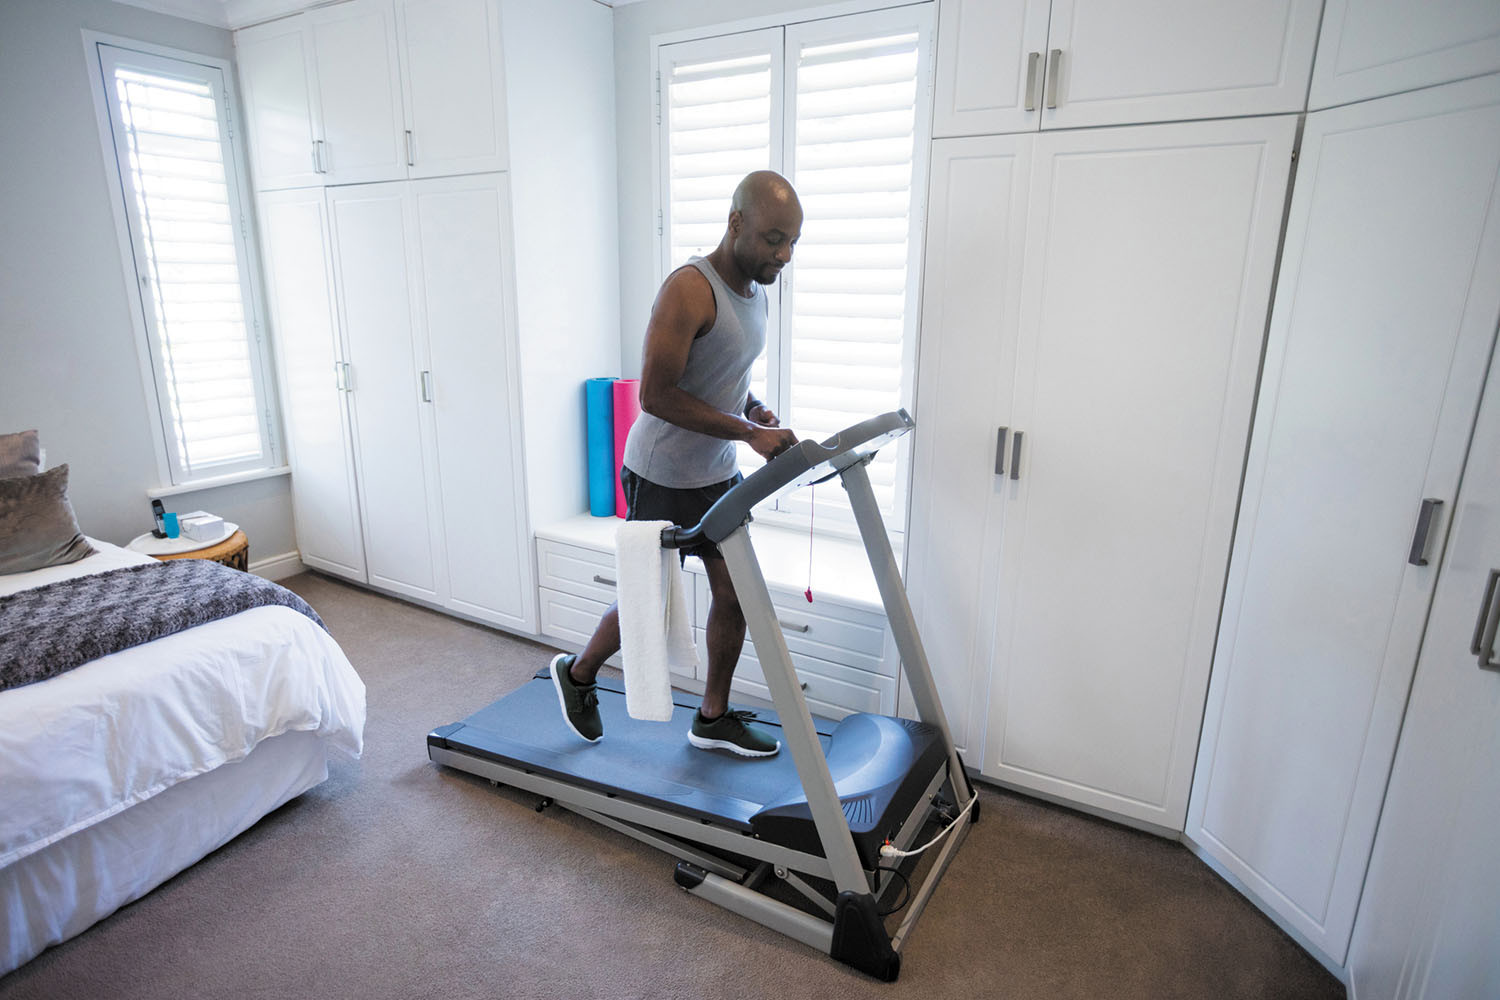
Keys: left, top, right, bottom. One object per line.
{"left": 995, "top": 427, "right": 1008, "bottom": 475}
{"left": 1024, "top": 52, "right": 1041, "bottom": 112}
{"left": 314, "top": 139, "right": 327, "bottom": 173}
{"left": 592, "top": 574, "right": 616, "bottom": 587}
{"left": 1407, "top": 498, "right": 1444, "bottom": 566}
{"left": 1471, "top": 569, "right": 1500, "bottom": 671}
{"left": 404, "top": 129, "right": 415, "bottom": 167}
{"left": 778, "top": 620, "right": 811, "bottom": 633}
{"left": 1044, "top": 49, "right": 1062, "bottom": 109}
{"left": 333, "top": 361, "right": 349, "bottom": 391}
{"left": 420, "top": 370, "right": 433, "bottom": 402}
{"left": 1010, "top": 430, "right": 1023, "bottom": 481}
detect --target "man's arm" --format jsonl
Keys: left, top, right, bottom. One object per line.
{"left": 639, "top": 268, "right": 796, "bottom": 460}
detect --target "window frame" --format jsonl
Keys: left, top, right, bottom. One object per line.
{"left": 650, "top": 2, "right": 935, "bottom": 537}
{"left": 82, "top": 31, "right": 282, "bottom": 488}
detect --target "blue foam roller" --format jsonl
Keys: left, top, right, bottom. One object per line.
{"left": 585, "top": 377, "right": 616, "bottom": 517}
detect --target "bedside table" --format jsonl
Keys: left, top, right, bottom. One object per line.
{"left": 126, "top": 525, "right": 249, "bottom": 571}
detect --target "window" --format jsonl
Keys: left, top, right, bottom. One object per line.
{"left": 658, "top": 5, "right": 934, "bottom": 531}
{"left": 91, "top": 41, "right": 278, "bottom": 486}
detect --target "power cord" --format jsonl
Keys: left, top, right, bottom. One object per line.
{"left": 877, "top": 794, "right": 977, "bottom": 860}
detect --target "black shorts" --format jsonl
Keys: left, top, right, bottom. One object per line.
{"left": 620, "top": 466, "right": 744, "bottom": 563}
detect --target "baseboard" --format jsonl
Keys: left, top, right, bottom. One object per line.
{"left": 250, "top": 550, "right": 305, "bottom": 581}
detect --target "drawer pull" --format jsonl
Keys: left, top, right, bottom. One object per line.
{"left": 592, "top": 574, "right": 616, "bottom": 587}
{"left": 779, "top": 620, "right": 811, "bottom": 633}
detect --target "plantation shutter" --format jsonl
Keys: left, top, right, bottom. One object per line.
{"left": 99, "top": 45, "right": 274, "bottom": 482}
{"left": 784, "top": 11, "right": 930, "bottom": 522}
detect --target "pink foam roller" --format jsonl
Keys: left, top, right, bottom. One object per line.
{"left": 612, "top": 378, "right": 641, "bottom": 518}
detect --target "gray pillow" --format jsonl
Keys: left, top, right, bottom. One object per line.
{"left": 0, "top": 430, "right": 41, "bottom": 478}
{"left": 0, "top": 464, "right": 95, "bottom": 575}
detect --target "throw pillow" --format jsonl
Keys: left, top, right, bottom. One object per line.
{"left": 0, "top": 430, "right": 41, "bottom": 479}
{"left": 0, "top": 464, "right": 95, "bottom": 575}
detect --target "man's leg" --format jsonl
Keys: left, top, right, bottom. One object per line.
{"left": 571, "top": 604, "right": 620, "bottom": 684}
{"left": 699, "top": 555, "right": 746, "bottom": 718}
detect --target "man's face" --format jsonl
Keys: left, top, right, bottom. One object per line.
{"left": 731, "top": 200, "right": 803, "bottom": 286}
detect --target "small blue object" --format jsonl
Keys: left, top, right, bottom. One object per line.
{"left": 163, "top": 512, "right": 180, "bottom": 538}
{"left": 585, "top": 377, "right": 616, "bottom": 517}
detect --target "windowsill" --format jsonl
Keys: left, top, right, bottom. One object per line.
{"left": 536, "top": 512, "right": 900, "bottom": 611}
{"left": 147, "top": 465, "right": 291, "bottom": 499}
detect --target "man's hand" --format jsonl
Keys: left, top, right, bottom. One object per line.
{"left": 747, "top": 424, "right": 798, "bottom": 461}
{"left": 747, "top": 402, "right": 781, "bottom": 427}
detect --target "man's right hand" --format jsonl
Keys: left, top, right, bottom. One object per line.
{"left": 747, "top": 424, "right": 798, "bottom": 461}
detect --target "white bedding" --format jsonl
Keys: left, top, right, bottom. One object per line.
{"left": 0, "top": 540, "right": 366, "bottom": 870}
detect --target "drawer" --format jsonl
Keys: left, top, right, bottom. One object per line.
{"left": 696, "top": 627, "right": 894, "bottom": 720}
{"left": 693, "top": 574, "right": 890, "bottom": 674}
{"left": 536, "top": 538, "right": 618, "bottom": 604}
{"left": 538, "top": 587, "right": 611, "bottom": 648}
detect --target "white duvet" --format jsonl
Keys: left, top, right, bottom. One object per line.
{"left": 0, "top": 541, "right": 366, "bottom": 868}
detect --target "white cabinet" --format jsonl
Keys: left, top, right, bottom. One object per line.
{"left": 321, "top": 174, "right": 535, "bottom": 629}
{"left": 256, "top": 188, "right": 367, "bottom": 582}
{"left": 1185, "top": 73, "right": 1500, "bottom": 967}
{"left": 1347, "top": 349, "right": 1500, "bottom": 1000}
{"left": 1309, "top": 0, "right": 1500, "bottom": 110}
{"left": 931, "top": 0, "right": 1321, "bottom": 136}
{"left": 235, "top": 0, "right": 507, "bottom": 189}
{"left": 909, "top": 115, "right": 1296, "bottom": 831}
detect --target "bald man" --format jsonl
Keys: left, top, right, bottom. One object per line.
{"left": 550, "top": 170, "right": 802, "bottom": 756}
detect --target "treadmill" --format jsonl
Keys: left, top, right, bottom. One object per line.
{"left": 427, "top": 410, "right": 977, "bottom": 981}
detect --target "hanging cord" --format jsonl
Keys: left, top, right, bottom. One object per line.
{"left": 878, "top": 794, "right": 978, "bottom": 859}
{"left": 875, "top": 865, "right": 912, "bottom": 916}
{"left": 804, "top": 483, "right": 814, "bottom": 603}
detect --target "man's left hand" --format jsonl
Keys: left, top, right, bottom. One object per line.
{"left": 747, "top": 403, "right": 780, "bottom": 427}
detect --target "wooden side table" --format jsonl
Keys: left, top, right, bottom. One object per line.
{"left": 151, "top": 529, "right": 249, "bottom": 571}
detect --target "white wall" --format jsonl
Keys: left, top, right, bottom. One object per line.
{"left": 501, "top": 0, "right": 622, "bottom": 528}
{"left": 611, "top": 0, "right": 819, "bottom": 375}
{"left": 0, "top": 0, "right": 299, "bottom": 558}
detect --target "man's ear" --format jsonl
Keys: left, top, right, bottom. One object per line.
{"left": 727, "top": 209, "right": 743, "bottom": 236}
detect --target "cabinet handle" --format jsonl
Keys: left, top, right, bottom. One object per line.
{"left": 1044, "top": 49, "right": 1062, "bottom": 109}
{"left": 333, "top": 361, "right": 349, "bottom": 392}
{"left": 1407, "top": 498, "right": 1444, "bottom": 566}
{"left": 1024, "top": 52, "right": 1041, "bottom": 112}
{"left": 314, "top": 139, "right": 327, "bottom": 174}
{"left": 1471, "top": 569, "right": 1500, "bottom": 671}
{"left": 995, "top": 427, "right": 1008, "bottom": 475}
{"left": 420, "top": 370, "right": 433, "bottom": 402}
{"left": 1010, "top": 430, "right": 1023, "bottom": 481}
{"left": 404, "top": 129, "right": 415, "bottom": 167}
{"left": 778, "top": 620, "right": 811, "bottom": 633}
{"left": 592, "top": 574, "right": 617, "bottom": 587}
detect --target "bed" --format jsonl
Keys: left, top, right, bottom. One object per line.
{"left": 0, "top": 539, "right": 366, "bottom": 974}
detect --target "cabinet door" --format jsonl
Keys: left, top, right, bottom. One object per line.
{"left": 983, "top": 116, "right": 1296, "bottom": 831}
{"left": 234, "top": 16, "right": 322, "bottom": 190}
{"left": 396, "top": 0, "right": 508, "bottom": 177}
{"left": 308, "top": 0, "right": 407, "bottom": 185}
{"left": 905, "top": 134, "right": 1031, "bottom": 759}
{"left": 326, "top": 183, "right": 444, "bottom": 601}
{"left": 1347, "top": 351, "right": 1500, "bottom": 1000}
{"left": 931, "top": 0, "right": 1050, "bottom": 137}
{"left": 410, "top": 174, "right": 534, "bottom": 631}
{"left": 1040, "top": 0, "right": 1320, "bottom": 129}
{"left": 1310, "top": 0, "right": 1500, "bottom": 110}
{"left": 257, "top": 189, "right": 367, "bottom": 582}
{"left": 1186, "top": 74, "right": 1500, "bottom": 966}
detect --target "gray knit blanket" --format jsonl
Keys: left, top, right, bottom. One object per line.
{"left": 0, "top": 560, "right": 326, "bottom": 694}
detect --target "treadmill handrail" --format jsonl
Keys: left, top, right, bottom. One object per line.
{"left": 660, "top": 409, "right": 914, "bottom": 550}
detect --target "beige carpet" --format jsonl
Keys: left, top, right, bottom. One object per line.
{"left": 0, "top": 573, "right": 1345, "bottom": 1000}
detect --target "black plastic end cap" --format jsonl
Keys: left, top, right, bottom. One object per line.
{"left": 674, "top": 862, "right": 707, "bottom": 891}
{"left": 427, "top": 723, "right": 463, "bottom": 748}
{"left": 831, "top": 892, "right": 901, "bottom": 982}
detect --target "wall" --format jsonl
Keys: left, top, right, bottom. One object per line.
{"left": 0, "top": 0, "right": 299, "bottom": 559}
{"left": 501, "top": 0, "right": 622, "bottom": 528}
{"left": 611, "top": 0, "right": 820, "bottom": 375}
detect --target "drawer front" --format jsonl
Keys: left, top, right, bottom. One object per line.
{"left": 536, "top": 538, "right": 618, "bottom": 604}
{"left": 538, "top": 587, "right": 610, "bottom": 648}
{"left": 693, "top": 574, "right": 890, "bottom": 674}
{"left": 697, "top": 628, "right": 894, "bottom": 719}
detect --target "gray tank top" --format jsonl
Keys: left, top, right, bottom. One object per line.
{"left": 622, "top": 256, "right": 767, "bottom": 488}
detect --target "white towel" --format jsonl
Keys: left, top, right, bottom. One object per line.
{"left": 614, "top": 520, "right": 697, "bottom": 721}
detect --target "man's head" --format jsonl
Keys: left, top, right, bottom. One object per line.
{"left": 726, "top": 171, "right": 802, "bottom": 286}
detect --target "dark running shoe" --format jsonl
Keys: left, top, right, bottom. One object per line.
{"left": 687, "top": 709, "right": 780, "bottom": 757}
{"left": 550, "top": 653, "right": 602, "bottom": 743}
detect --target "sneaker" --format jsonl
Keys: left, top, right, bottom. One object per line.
{"left": 550, "top": 653, "right": 602, "bottom": 743}
{"left": 688, "top": 709, "right": 780, "bottom": 758}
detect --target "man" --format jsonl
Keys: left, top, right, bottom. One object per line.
{"left": 550, "top": 170, "right": 803, "bottom": 757}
